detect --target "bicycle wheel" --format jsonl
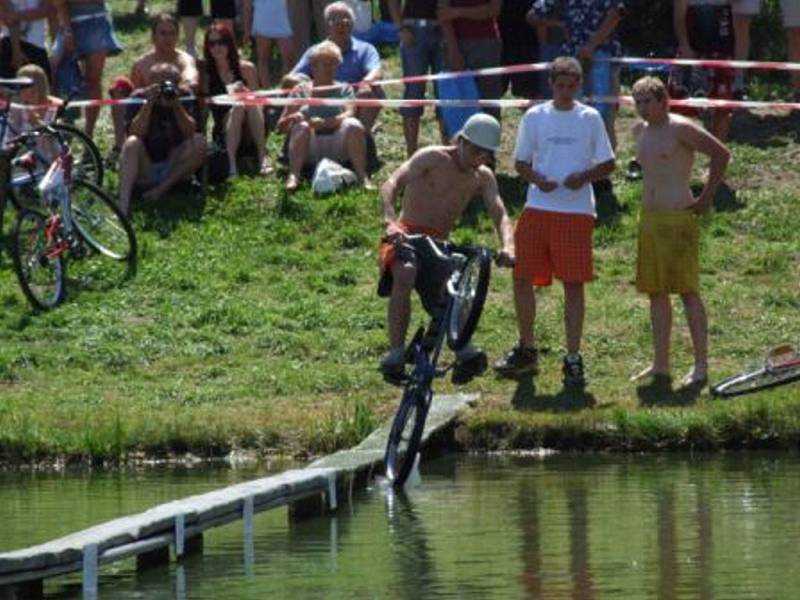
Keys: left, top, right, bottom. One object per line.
{"left": 49, "top": 123, "right": 103, "bottom": 186}
{"left": 711, "top": 365, "right": 800, "bottom": 398}
{"left": 11, "top": 210, "right": 65, "bottom": 310}
{"left": 384, "top": 384, "right": 430, "bottom": 487}
{"left": 447, "top": 248, "right": 491, "bottom": 351}
{"left": 70, "top": 178, "right": 137, "bottom": 271}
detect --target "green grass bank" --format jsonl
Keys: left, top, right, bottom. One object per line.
{"left": 0, "top": 1, "right": 799, "bottom": 465}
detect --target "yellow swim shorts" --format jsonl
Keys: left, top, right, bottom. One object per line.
{"left": 636, "top": 209, "right": 700, "bottom": 295}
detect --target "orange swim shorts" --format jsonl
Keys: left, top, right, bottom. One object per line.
{"left": 513, "top": 208, "right": 595, "bottom": 286}
{"left": 377, "top": 219, "right": 446, "bottom": 297}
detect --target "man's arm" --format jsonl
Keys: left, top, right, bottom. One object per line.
{"left": 673, "top": 0, "right": 694, "bottom": 58}
{"left": 437, "top": 1, "right": 464, "bottom": 71}
{"left": 515, "top": 160, "right": 558, "bottom": 193}
{"left": 578, "top": 7, "right": 622, "bottom": 60}
{"left": 676, "top": 119, "right": 731, "bottom": 214}
{"left": 562, "top": 158, "right": 615, "bottom": 190}
{"left": 128, "top": 97, "right": 155, "bottom": 139}
{"left": 479, "top": 168, "right": 515, "bottom": 264}
{"left": 171, "top": 98, "right": 197, "bottom": 138}
{"left": 178, "top": 52, "right": 199, "bottom": 92}
{"left": 439, "top": 0, "right": 501, "bottom": 21}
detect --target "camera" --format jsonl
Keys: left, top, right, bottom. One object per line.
{"left": 159, "top": 80, "right": 178, "bottom": 100}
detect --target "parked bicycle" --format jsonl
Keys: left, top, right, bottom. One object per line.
{"left": 711, "top": 344, "right": 800, "bottom": 398}
{"left": 384, "top": 235, "right": 492, "bottom": 487}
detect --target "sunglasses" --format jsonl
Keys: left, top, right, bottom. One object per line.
{"left": 208, "top": 38, "right": 226, "bottom": 47}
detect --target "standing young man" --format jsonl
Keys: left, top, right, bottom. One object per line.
{"left": 495, "top": 57, "right": 615, "bottom": 386}
{"left": 630, "top": 76, "right": 730, "bottom": 388}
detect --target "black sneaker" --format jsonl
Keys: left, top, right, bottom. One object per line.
{"left": 452, "top": 348, "right": 488, "bottom": 385}
{"left": 379, "top": 353, "right": 406, "bottom": 386}
{"left": 562, "top": 353, "right": 586, "bottom": 387}
{"left": 493, "top": 345, "right": 538, "bottom": 377}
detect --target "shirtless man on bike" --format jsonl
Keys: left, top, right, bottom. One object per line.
{"left": 378, "top": 113, "right": 515, "bottom": 383}
{"left": 630, "top": 76, "right": 730, "bottom": 389}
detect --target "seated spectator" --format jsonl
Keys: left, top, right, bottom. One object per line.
{"left": 438, "top": 0, "right": 503, "bottom": 121}
{"left": 291, "top": 1, "right": 383, "bottom": 132}
{"left": 1, "top": 64, "right": 61, "bottom": 155}
{"left": 277, "top": 41, "right": 372, "bottom": 192}
{"left": 673, "top": 0, "right": 735, "bottom": 141}
{"left": 177, "top": 0, "right": 235, "bottom": 58}
{"left": 202, "top": 23, "right": 271, "bottom": 177}
{"left": 51, "top": 0, "right": 123, "bottom": 137}
{"left": 530, "top": 0, "right": 624, "bottom": 148}
{"left": 109, "top": 12, "right": 198, "bottom": 165}
{"left": 118, "top": 62, "right": 207, "bottom": 217}
{"left": 386, "top": 0, "right": 446, "bottom": 157}
{"left": 0, "top": 0, "right": 52, "bottom": 81}
{"left": 242, "top": 0, "right": 296, "bottom": 88}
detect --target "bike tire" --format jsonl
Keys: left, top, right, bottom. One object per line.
{"left": 70, "top": 178, "right": 137, "bottom": 273}
{"left": 49, "top": 123, "right": 103, "bottom": 186}
{"left": 711, "top": 365, "right": 800, "bottom": 398}
{"left": 447, "top": 248, "right": 491, "bottom": 351}
{"left": 11, "top": 210, "right": 66, "bottom": 310}
{"left": 384, "top": 384, "right": 430, "bottom": 487}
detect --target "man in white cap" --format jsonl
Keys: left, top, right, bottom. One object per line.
{"left": 378, "top": 112, "right": 515, "bottom": 384}
{"left": 495, "top": 56, "right": 616, "bottom": 387}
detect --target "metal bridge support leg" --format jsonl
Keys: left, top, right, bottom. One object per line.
{"left": 82, "top": 543, "right": 98, "bottom": 600}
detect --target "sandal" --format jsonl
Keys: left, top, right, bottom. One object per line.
{"left": 259, "top": 157, "right": 274, "bottom": 177}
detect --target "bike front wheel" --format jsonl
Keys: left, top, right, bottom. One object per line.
{"left": 11, "top": 210, "right": 66, "bottom": 310}
{"left": 384, "top": 384, "right": 430, "bottom": 487}
{"left": 70, "top": 178, "right": 137, "bottom": 272}
{"left": 447, "top": 248, "right": 491, "bottom": 351}
{"left": 711, "top": 365, "right": 800, "bottom": 398}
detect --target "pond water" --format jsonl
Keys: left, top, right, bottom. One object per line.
{"left": 3, "top": 453, "right": 800, "bottom": 599}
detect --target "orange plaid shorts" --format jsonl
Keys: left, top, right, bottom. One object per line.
{"left": 513, "top": 208, "right": 595, "bottom": 286}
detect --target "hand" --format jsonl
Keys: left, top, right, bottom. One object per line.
{"left": 563, "top": 171, "right": 587, "bottom": 190}
{"left": 229, "top": 81, "right": 248, "bottom": 94}
{"left": 309, "top": 117, "right": 326, "bottom": 130}
{"left": 437, "top": 6, "right": 460, "bottom": 22}
{"left": 144, "top": 83, "right": 160, "bottom": 102}
{"left": 678, "top": 43, "right": 696, "bottom": 59}
{"left": 398, "top": 26, "right": 415, "bottom": 48}
{"left": 446, "top": 46, "right": 465, "bottom": 72}
{"left": 537, "top": 177, "right": 558, "bottom": 193}
{"left": 62, "top": 29, "right": 75, "bottom": 53}
{"left": 495, "top": 250, "right": 515, "bottom": 268}
{"left": 382, "top": 220, "right": 406, "bottom": 242}
{"left": 10, "top": 46, "right": 28, "bottom": 70}
{"left": 578, "top": 43, "right": 596, "bottom": 62}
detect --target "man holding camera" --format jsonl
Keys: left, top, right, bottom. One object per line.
{"left": 118, "top": 62, "right": 207, "bottom": 217}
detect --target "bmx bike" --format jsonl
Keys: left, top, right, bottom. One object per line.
{"left": 383, "top": 234, "right": 492, "bottom": 487}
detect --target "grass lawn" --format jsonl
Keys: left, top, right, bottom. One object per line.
{"left": 1, "top": 0, "right": 799, "bottom": 464}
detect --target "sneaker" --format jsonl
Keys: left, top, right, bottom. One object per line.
{"left": 452, "top": 346, "right": 488, "bottom": 385}
{"left": 493, "top": 344, "right": 538, "bottom": 377}
{"left": 380, "top": 349, "right": 406, "bottom": 386}
{"left": 562, "top": 353, "right": 586, "bottom": 387}
{"left": 625, "top": 159, "right": 643, "bottom": 181}
{"left": 105, "top": 146, "right": 120, "bottom": 170}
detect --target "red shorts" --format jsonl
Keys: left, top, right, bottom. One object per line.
{"left": 513, "top": 208, "right": 594, "bottom": 286}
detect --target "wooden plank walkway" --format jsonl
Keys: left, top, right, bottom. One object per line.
{"left": 0, "top": 394, "right": 477, "bottom": 599}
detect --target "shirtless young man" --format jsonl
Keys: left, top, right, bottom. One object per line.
{"left": 378, "top": 113, "right": 515, "bottom": 383}
{"left": 631, "top": 76, "right": 730, "bottom": 388}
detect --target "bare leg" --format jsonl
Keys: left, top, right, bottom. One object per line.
{"left": 388, "top": 261, "right": 416, "bottom": 349}
{"left": 650, "top": 293, "right": 672, "bottom": 375}
{"left": 711, "top": 110, "right": 731, "bottom": 143}
{"left": 82, "top": 52, "right": 106, "bottom": 137}
{"left": 142, "top": 134, "right": 207, "bottom": 202}
{"left": 563, "top": 282, "right": 585, "bottom": 354}
{"left": 255, "top": 36, "right": 274, "bottom": 88}
{"left": 344, "top": 121, "right": 368, "bottom": 183}
{"left": 287, "top": 121, "right": 311, "bottom": 190}
{"left": 513, "top": 277, "right": 537, "bottom": 349}
{"left": 183, "top": 17, "right": 198, "bottom": 56}
{"left": 355, "top": 89, "right": 381, "bottom": 132}
{"left": 276, "top": 37, "right": 296, "bottom": 78}
{"left": 681, "top": 292, "right": 708, "bottom": 379}
{"left": 732, "top": 14, "right": 752, "bottom": 91}
{"left": 402, "top": 116, "right": 420, "bottom": 157}
{"left": 118, "top": 136, "right": 151, "bottom": 216}
{"left": 244, "top": 105, "right": 268, "bottom": 168}
{"left": 225, "top": 106, "right": 246, "bottom": 176}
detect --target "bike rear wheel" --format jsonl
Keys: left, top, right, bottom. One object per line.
{"left": 711, "top": 365, "right": 800, "bottom": 398}
{"left": 384, "top": 384, "right": 430, "bottom": 487}
{"left": 70, "top": 178, "right": 137, "bottom": 272}
{"left": 11, "top": 210, "right": 66, "bottom": 310}
{"left": 447, "top": 248, "right": 491, "bottom": 351}
{"left": 49, "top": 123, "right": 103, "bottom": 186}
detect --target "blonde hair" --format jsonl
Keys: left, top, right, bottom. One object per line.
{"left": 632, "top": 76, "right": 669, "bottom": 102}
{"left": 16, "top": 64, "right": 50, "bottom": 102}
{"left": 309, "top": 40, "right": 343, "bottom": 65}
{"left": 549, "top": 56, "right": 582, "bottom": 82}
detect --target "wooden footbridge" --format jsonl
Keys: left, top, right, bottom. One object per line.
{"left": 0, "top": 394, "right": 476, "bottom": 600}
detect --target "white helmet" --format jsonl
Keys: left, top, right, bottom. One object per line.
{"left": 458, "top": 113, "right": 501, "bottom": 154}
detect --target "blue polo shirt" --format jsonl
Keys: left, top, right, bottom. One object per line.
{"left": 292, "top": 37, "right": 381, "bottom": 83}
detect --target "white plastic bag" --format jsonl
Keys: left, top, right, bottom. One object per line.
{"left": 311, "top": 158, "right": 358, "bottom": 195}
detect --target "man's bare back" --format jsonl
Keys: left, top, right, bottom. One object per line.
{"left": 132, "top": 49, "right": 197, "bottom": 89}
{"left": 388, "top": 145, "right": 491, "bottom": 236}
{"left": 633, "top": 114, "right": 697, "bottom": 212}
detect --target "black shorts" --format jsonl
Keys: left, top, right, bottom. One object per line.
{"left": 686, "top": 4, "right": 734, "bottom": 57}
{"left": 0, "top": 39, "right": 51, "bottom": 82}
{"left": 176, "top": 0, "right": 236, "bottom": 19}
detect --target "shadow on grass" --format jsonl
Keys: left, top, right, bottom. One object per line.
{"left": 511, "top": 373, "right": 597, "bottom": 412}
{"left": 730, "top": 110, "right": 800, "bottom": 148}
{"left": 636, "top": 377, "right": 703, "bottom": 407}
{"left": 135, "top": 183, "right": 208, "bottom": 238}
{"left": 689, "top": 181, "right": 744, "bottom": 213}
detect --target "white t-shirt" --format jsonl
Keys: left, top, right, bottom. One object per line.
{"left": 514, "top": 100, "right": 615, "bottom": 217}
{"left": 0, "top": 0, "right": 47, "bottom": 49}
